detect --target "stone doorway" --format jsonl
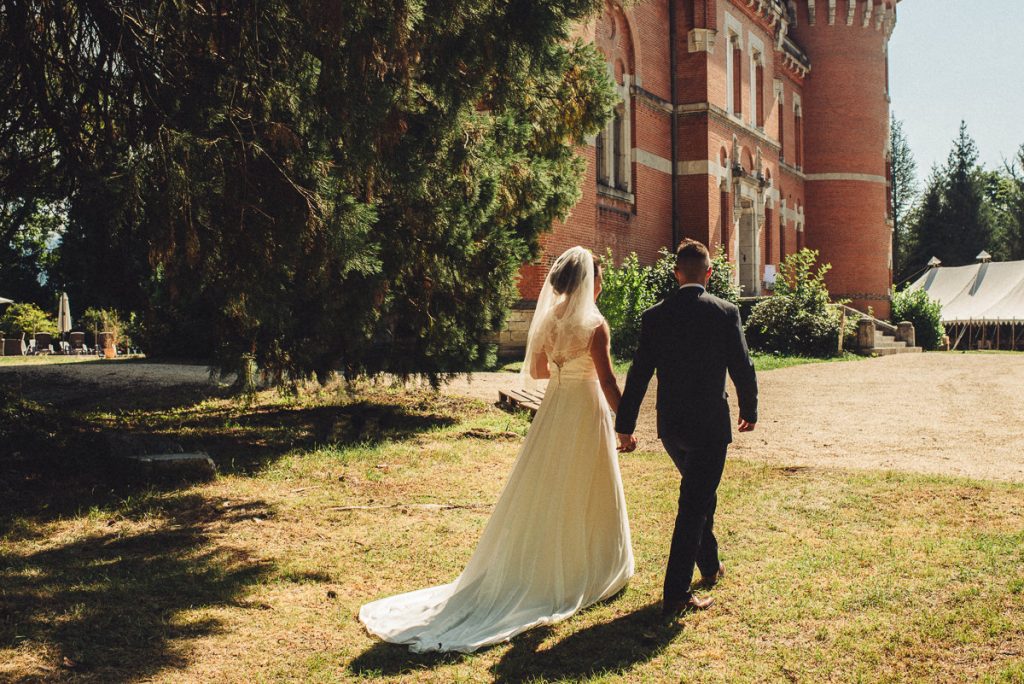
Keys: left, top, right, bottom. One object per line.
{"left": 738, "top": 200, "right": 759, "bottom": 296}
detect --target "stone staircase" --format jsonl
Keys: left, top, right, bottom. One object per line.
{"left": 842, "top": 305, "right": 923, "bottom": 356}
{"left": 870, "top": 328, "right": 922, "bottom": 356}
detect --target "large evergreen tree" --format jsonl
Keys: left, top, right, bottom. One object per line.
{"left": 907, "top": 122, "right": 994, "bottom": 271}
{"left": 890, "top": 114, "right": 918, "bottom": 284}
{"left": 1, "top": 1, "right": 615, "bottom": 382}
{"left": 990, "top": 145, "right": 1024, "bottom": 261}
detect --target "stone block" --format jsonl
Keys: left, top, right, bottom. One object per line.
{"left": 125, "top": 452, "right": 217, "bottom": 482}
{"left": 896, "top": 321, "right": 916, "bottom": 348}
{"left": 857, "top": 319, "right": 875, "bottom": 350}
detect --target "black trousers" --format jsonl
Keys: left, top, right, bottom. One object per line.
{"left": 661, "top": 438, "right": 728, "bottom": 603}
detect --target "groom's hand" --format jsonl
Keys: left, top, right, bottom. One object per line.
{"left": 737, "top": 418, "right": 756, "bottom": 432}
{"left": 616, "top": 433, "right": 637, "bottom": 453}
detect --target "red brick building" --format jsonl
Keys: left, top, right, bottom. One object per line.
{"left": 511, "top": 0, "right": 899, "bottom": 345}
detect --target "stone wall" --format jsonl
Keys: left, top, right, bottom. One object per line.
{"left": 491, "top": 304, "right": 536, "bottom": 358}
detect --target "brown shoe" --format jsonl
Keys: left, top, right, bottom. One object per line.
{"left": 661, "top": 595, "right": 714, "bottom": 622}
{"left": 696, "top": 562, "right": 726, "bottom": 589}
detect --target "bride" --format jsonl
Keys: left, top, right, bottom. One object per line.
{"left": 358, "top": 246, "right": 634, "bottom": 653}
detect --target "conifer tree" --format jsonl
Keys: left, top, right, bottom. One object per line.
{"left": 908, "top": 122, "right": 994, "bottom": 270}
{"left": 991, "top": 145, "right": 1024, "bottom": 260}
{"left": 905, "top": 169, "right": 943, "bottom": 275}
{"left": 1, "top": 1, "right": 615, "bottom": 382}
{"left": 890, "top": 115, "right": 918, "bottom": 283}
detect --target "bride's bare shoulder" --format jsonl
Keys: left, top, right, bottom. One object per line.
{"left": 590, "top": 319, "right": 610, "bottom": 347}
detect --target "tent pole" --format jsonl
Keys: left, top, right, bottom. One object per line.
{"left": 953, "top": 323, "right": 968, "bottom": 351}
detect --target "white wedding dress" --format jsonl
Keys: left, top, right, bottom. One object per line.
{"left": 358, "top": 325, "right": 634, "bottom": 653}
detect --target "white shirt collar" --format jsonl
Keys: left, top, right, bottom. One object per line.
{"left": 679, "top": 283, "right": 706, "bottom": 291}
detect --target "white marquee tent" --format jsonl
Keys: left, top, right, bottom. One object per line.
{"left": 909, "top": 255, "right": 1024, "bottom": 350}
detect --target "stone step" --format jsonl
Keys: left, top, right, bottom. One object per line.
{"left": 870, "top": 345, "right": 923, "bottom": 356}
{"left": 874, "top": 331, "right": 908, "bottom": 347}
{"left": 874, "top": 340, "right": 908, "bottom": 349}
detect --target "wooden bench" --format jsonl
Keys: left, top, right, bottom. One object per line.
{"left": 497, "top": 387, "right": 546, "bottom": 415}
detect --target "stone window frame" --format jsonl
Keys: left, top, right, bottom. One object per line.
{"left": 724, "top": 11, "right": 744, "bottom": 118}
{"left": 792, "top": 94, "right": 804, "bottom": 171}
{"left": 795, "top": 202, "right": 805, "bottom": 250}
{"left": 774, "top": 78, "right": 785, "bottom": 159}
{"left": 596, "top": 72, "right": 633, "bottom": 199}
{"left": 593, "top": 2, "right": 635, "bottom": 204}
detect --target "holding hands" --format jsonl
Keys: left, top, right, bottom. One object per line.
{"left": 616, "top": 433, "right": 637, "bottom": 453}
{"left": 618, "top": 419, "right": 754, "bottom": 453}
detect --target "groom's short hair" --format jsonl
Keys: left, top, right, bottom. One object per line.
{"left": 675, "top": 239, "right": 712, "bottom": 281}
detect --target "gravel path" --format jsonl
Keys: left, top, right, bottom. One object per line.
{"left": 3, "top": 353, "right": 1023, "bottom": 482}
{"left": 443, "top": 353, "right": 1024, "bottom": 483}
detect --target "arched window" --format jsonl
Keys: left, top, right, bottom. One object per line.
{"left": 731, "top": 35, "right": 743, "bottom": 117}
{"left": 779, "top": 193, "right": 788, "bottom": 261}
{"left": 778, "top": 99, "right": 785, "bottom": 160}
{"left": 794, "top": 103, "right": 804, "bottom": 170}
{"left": 594, "top": 1, "right": 634, "bottom": 199}
{"left": 754, "top": 54, "right": 765, "bottom": 129}
{"left": 613, "top": 105, "right": 628, "bottom": 191}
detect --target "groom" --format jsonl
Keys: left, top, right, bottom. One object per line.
{"left": 614, "top": 239, "right": 758, "bottom": 620}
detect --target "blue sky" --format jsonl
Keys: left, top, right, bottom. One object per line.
{"left": 888, "top": 0, "right": 1024, "bottom": 176}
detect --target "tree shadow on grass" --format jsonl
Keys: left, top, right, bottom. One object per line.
{"left": 0, "top": 492, "right": 275, "bottom": 681}
{"left": 347, "top": 641, "right": 469, "bottom": 678}
{"left": 0, "top": 379, "right": 460, "bottom": 528}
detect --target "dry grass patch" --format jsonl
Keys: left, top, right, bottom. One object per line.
{"left": 1, "top": 377, "right": 1022, "bottom": 682}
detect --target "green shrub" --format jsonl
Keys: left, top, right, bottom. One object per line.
{"left": 706, "top": 246, "right": 742, "bottom": 306}
{"left": 648, "top": 245, "right": 740, "bottom": 305}
{"left": 744, "top": 249, "right": 844, "bottom": 357}
{"left": 0, "top": 302, "right": 57, "bottom": 336}
{"left": 81, "top": 307, "right": 136, "bottom": 351}
{"left": 891, "top": 286, "right": 945, "bottom": 350}
{"left": 599, "top": 245, "right": 744, "bottom": 360}
{"left": 648, "top": 248, "right": 677, "bottom": 301}
{"left": 597, "top": 251, "right": 660, "bottom": 359}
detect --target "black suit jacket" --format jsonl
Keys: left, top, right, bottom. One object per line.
{"left": 614, "top": 286, "right": 758, "bottom": 446}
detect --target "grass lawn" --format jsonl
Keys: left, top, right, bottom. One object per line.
{"left": 1, "top": 378, "right": 1022, "bottom": 682}
{"left": 0, "top": 355, "right": 103, "bottom": 366}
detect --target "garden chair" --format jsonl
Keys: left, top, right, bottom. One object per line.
{"left": 69, "top": 331, "right": 87, "bottom": 355}
{"left": 3, "top": 336, "right": 27, "bottom": 356}
{"left": 34, "top": 332, "right": 54, "bottom": 355}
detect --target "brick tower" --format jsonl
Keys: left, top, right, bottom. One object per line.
{"left": 789, "top": 0, "right": 898, "bottom": 319}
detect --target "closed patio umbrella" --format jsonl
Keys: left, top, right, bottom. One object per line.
{"left": 58, "top": 292, "right": 72, "bottom": 334}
